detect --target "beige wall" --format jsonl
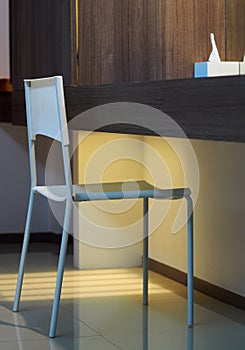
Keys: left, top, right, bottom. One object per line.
{"left": 144, "top": 137, "right": 245, "bottom": 297}
{"left": 74, "top": 132, "right": 245, "bottom": 297}
{"left": 191, "top": 139, "right": 245, "bottom": 296}
{"left": 73, "top": 131, "right": 144, "bottom": 269}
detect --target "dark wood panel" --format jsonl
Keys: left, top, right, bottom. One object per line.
{"left": 78, "top": 0, "right": 157, "bottom": 84}
{"left": 0, "top": 79, "right": 12, "bottom": 92}
{"left": 8, "top": 76, "right": 245, "bottom": 143}
{"left": 11, "top": 0, "right": 76, "bottom": 90}
{"left": 78, "top": 0, "right": 226, "bottom": 84}
{"left": 78, "top": 0, "right": 167, "bottom": 84}
{"left": 128, "top": 0, "right": 148, "bottom": 81}
{"left": 9, "top": 0, "right": 244, "bottom": 90}
{"left": 113, "top": 0, "right": 129, "bottom": 83}
{"left": 147, "top": 0, "right": 165, "bottom": 80}
{"left": 226, "top": 0, "right": 245, "bottom": 61}
{"left": 10, "top": 0, "right": 243, "bottom": 89}
{"left": 65, "top": 76, "right": 245, "bottom": 142}
{"left": 0, "top": 92, "right": 13, "bottom": 123}
{"left": 78, "top": 0, "right": 117, "bottom": 85}
{"left": 164, "top": 0, "right": 225, "bottom": 79}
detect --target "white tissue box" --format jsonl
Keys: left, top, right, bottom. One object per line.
{"left": 194, "top": 62, "right": 240, "bottom": 78}
{"left": 239, "top": 62, "right": 245, "bottom": 75}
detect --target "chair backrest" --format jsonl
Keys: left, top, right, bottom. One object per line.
{"left": 24, "top": 76, "right": 69, "bottom": 145}
{"left": 24, "top": 76, "right": 72, "bottom": 190}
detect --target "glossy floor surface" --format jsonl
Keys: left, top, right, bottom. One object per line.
{"left": 0, "top": 243, "right": 244, "bottom": 350}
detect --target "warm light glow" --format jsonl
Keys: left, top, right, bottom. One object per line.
{"left": 0, "top": 268, "right": 171, "bottom": 301}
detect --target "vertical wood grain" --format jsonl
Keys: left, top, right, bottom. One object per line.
{"left": 226, "top": 0, "right": 245, "bottom": 61}
{"left": 78, "top": 0, "right": 91, "bottom": 84}
{"left": 100, "top": 0, "right": 115, "bottom": 83}
{"left": 145, "top": 0, "right": 164, "bottom": 80}
{"left": 78, "top": 0, "right": 228, "bottom": 84}
{"left": 70, "top": 0, "right": 77, "bottom": 85}
{"left": 164, "top": 0, "right": 225, "bottom": 79}
{"left": 128, "top": 0, "right": 147, "bottom": 81}
{"left": 78, "top": 0, "right": 166, "bottom": 85}
{"left": 11, "top": 0, "right": 243, "bottom": 88}
{"left": 164, "top": 0, "right": 195, "bottom": 79}
{"left": 11, "top": 0, "right": 75, "bottom": 89}
{"left": 79, "top": 0, "right": 117, "bottom": 85}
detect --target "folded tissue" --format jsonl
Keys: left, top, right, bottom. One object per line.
{"left": 194, "top": 33, "right": 240, "bottom": 78}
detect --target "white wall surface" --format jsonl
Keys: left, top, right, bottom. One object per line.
{"left": 0, "top": 123, "right": 60, "bottom": 234}
{"left": 0, "top": 0, "right": 10, "bottom": 79}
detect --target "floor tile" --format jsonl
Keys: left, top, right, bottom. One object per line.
{"left": 0, "top": 243, "right": 244, "bottom": 350}
{"left": 0, "top": 336, "right": 121, "bottom": 350}
{"left": 0, "top": 300, "right": 96, "bottom": 341}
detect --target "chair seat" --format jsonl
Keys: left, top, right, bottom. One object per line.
{"left": 73, "top": 180, "right": 191, "bottom": 201}
{"left": 33, "top": 185, "right": 67, "bottom": 202}
{"left": 34, "top": 180, "right": 191, "bottom": 202}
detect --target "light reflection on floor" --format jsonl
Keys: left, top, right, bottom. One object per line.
{"left": 0, "top": 243, "right": 244, "bottom": 350}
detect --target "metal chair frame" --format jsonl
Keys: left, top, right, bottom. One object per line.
{"left": 12, "top": 76, "right": 194, "bottom": 338}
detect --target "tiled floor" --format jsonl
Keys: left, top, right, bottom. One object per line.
{"left": 0, "top": 243, "right": 244, "bottom": 350}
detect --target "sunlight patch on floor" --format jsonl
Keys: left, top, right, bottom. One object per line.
{"left": 0, "top": 268, "right": 171, "bottom": 301}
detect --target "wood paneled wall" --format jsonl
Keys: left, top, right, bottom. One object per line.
{"left": 163, "top": 0, "right": 226, "bottom": 80}
{"left": 10, "top": 0, "right": 245, "bottom": 89}
{"left": 10, "top": 0, "right": 76, "bottom": 89}
{"left": 78, "top": 0, "right": 228, "bottom": 85}
{"left": 226, "top": 0, "right": 245, "bottom": 61}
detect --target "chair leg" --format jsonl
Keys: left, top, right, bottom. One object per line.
{"left": 49, "top": 201, "right": 71, "bottom": 338}
{"left": 186, "top": 196, "right": 194, "bottom": 327}
{"left": 143, "top": 198, "right": 149, "bottom": 305}
{"left": 13, "top": 190, "right": 35, "bottom": 312}
{"left": 143, "top": 305, "right": 148, "bottom": 350}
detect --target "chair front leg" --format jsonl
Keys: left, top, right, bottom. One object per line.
{"left": 13, "top": 190, "right": 35, "bottom": 312}
{"left": 49, "top": 200, "right": 71, "bottom": 338}
{"left": 143, "top": 197, "right": 149, "bottom": 305}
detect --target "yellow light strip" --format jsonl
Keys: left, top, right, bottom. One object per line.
{"left": 0, "top": 269, "right": 171, "bottom": 301}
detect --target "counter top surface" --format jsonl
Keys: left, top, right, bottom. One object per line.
{"left": 1, "top": 76, "right": 245, "bottom": 142}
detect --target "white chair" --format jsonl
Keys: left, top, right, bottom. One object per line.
{"left": 12, "top": 76, "right": 194, "bottom": 338}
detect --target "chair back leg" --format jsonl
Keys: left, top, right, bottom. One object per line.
{"left": 143, "top": 198, "right": 149, "bottom": 305}
{"left": 186, "top": 196, "right": 194, "bottom": 326}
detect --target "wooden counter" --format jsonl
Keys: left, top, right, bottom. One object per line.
{"left": 1, "top": 76, "right": 245, "bottom": 142}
